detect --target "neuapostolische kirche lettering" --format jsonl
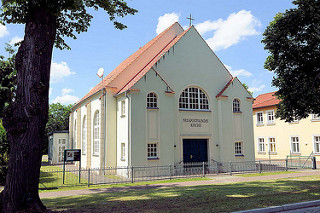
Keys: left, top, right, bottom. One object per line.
{"left": 183, "top": 118, "right": 209, "bottom": 127}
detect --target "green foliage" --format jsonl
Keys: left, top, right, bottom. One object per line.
{"left": 0, "top": 44, "right": 16, "bottom": 117}
{"left": 242, "top": 83, "right": 253, "bottom": 96}
{"left": 44, "top": 103, "right": 72, "bottom": 153}
{"left": 0, "top": 120, "right": 9, "bottom": 185}
{"left": 0, "top": 0, "right": 138, "bottom": 50}
{"left": 262, "top": 0, "right": 320, "bottom": 122}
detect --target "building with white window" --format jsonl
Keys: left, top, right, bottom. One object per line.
{"left": 69, "top": 22, "right": 254, "bottom": 170}
{"left": 253, "top": 91, "right": 320, "bottom": 160}
{"left": 48, "top": 131, "right": 69, "bottom": 164}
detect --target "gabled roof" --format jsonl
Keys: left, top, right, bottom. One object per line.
{"left": 74, "top": 22, "right": 185, "bottom": 108}
{"left": 253, "top": 91, "right": 280, "bottom": 109}
{"left": 216, "top": 77, "right": 236, "bottom": 98}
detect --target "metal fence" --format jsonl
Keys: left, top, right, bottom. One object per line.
{"left": 39, "top": 159, "right": 313, "bottom": 190}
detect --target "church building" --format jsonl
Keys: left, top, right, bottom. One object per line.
{"left": 69, "top": 22, "right": 255, "bottom": 169}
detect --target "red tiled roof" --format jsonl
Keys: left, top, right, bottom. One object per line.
{"left": 74, "top": 22, "right": 184, "bottom": 108}
{"left": 252, "top": 91, "right": 280, "bottom": 109}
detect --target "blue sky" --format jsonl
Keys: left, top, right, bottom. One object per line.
{"left": 0, "top": 0, "right": 295, "bottom": 105}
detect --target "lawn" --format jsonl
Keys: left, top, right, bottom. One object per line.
{"left": 43, "top": 174, "right": 320, "bottom": 212}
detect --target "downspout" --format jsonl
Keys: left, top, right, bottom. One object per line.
{"left": 125, "top": 91, "right": 131, "bottom": 167}
{"left": 103, "top": 88, "right": 107, "bottom": 169}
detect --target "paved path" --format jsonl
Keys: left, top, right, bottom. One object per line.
{"left": 40, "top": 169, "right": 320, "bottom": 199}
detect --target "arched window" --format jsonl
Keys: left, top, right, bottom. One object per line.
{"left": 147, "top": 92, "right": 158, "bottom": 108}
{"left": 179, "top": 87, "right": 209, "bottom": 110}
{"left": 82, "top": 116, "right": 87, "bottom": 154}
{"left": 73, "top": 120, "right": 77, "bottom": 149}
{"left": 93, "top": 111, "right": 100, "bottom": 155}
{"left": 233, "top": 99, "right": 241, "bottom": 112}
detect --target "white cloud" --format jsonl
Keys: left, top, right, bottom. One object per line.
{"left": 195, "top": 10, "right": 261, "bottom": 51}
{"left": 248, "top": 85, "right": 266, "bottom": 93}
{"left": 62, "top": 88, "right": 73, "bottom": 95}
{"left": 225, "top": 65, "right": 252, "bottom": 77}
{"left": 50, "top": 61, "right": 75, "bottom": 83}
{"left": 9, "top": 36, "right": 23, "bottom": 45}
{"left": 49, "top": 87, "right": 53, "bottom": 96}
{"left": 156, "top": 12, "right": 180, "bottom": 34}
{"left": 53, "top": 95, "right": 79, "bottom": 105}
{"left": 0, "top": 24, "right": 9, "bottom": 38}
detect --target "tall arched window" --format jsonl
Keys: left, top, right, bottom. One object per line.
{"left": 233, "top": 99, "right": 241, "bottom": 112}
{"left": 82, "top": 116, "right": 87, "bottom": 154}
{"left": 73, "top": 120, "right": 77, "bottom": 149}
{"left": 147, "top": 92, "right": 158, "bottom": 108}
{"left": 93, "top": 111, "right": 100, "bottom": 155}
{"left": 179, "top": 87, "right": 209, "bottom": 110}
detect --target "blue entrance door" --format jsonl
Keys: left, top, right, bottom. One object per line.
{"left": 183, "top": 139, "right": 208, "bottom": 163}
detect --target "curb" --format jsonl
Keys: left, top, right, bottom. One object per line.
{"left": 233, "top": 200, "right": 320, "bottom": 213}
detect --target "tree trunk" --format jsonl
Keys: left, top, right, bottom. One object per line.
{"left": 1, "top": 7, "right": 56, "bottom": 213}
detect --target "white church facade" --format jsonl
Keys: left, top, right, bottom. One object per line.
{"left": 69, "top": 22, "right": 255, "bottom": 169}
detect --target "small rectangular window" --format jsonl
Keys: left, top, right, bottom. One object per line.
{"left": 269, "top": 137, "right": 276, "bottom": 152}
{"left": 312, "top": 114, "right": 320, "bottom": 121}
{"left": 314, "top": 136, "right": 320, "bottom": 154}
{"left": 147, "top": 143, "right": 158, "bottom": 159}
{"left": 235, "top": 142, "right": 243, "bottom": 155}
{"left": 121, "top": 143, "right": 125, "bottom": 161}
{"left": 291, "top": 136, "right": 300, "bottom": 153}
{"left": 121, "top": 100, "right": 125, "bottom": 117}
{"left": 256, "top": 112, "right": 264, "bottom": 125}
{"left": 266, "top": 110, "right": 275, "bottom": 124}
{"left": 258, "top": 138, "right": 265, "bottom": 152}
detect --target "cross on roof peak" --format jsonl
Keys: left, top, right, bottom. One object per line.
{"left": 187, "top": 14, "right": 195, "bottom": 27}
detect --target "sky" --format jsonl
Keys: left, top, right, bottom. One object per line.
{"left": 0, "top": 0, "right": 295, "bottom": 105}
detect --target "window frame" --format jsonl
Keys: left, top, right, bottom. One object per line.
{"left": 82, "top": 116, "right": 87, "bottom": 155}
{"left": 179, "top": 87, "right": 209, "bottom": 111}
{"left": 121, "top": 100, "right": 126, "bottom": 117}
{"left": 268, "top": 137, "right": 276, "bottom": 153}
{"left": 313, "top": 135, "right": 320, "bottom": 154}
{"left": 232, "top": 99, "right": 241, "bottom": 113}
{"left": 93, "top": 110, "right": 100, "bottom": 156}
{"left": 235, "top": 141, "right": 244, "bottom": 156}
{"left": 266, "top": 110, "right": 275, "bottom": 125}
{"left": 121, "top": 143, "right": 126, "bottom": 161}
{"left": 290, "top": 136, "right": 300, "bottom": 154}
{"left": 147, "top": 143, "right": 159, "bottom": 160}
{"left": 256, "top": 111, "right": 264, "bottom": 126}
{"left": 146, "top": 92, "right": 158, "bottom": 109}
{"left": 311, "top": 114, "right": 320, "bottom": 121}
{"left": 257, "top": 137, "right": 265, "bottom": 153}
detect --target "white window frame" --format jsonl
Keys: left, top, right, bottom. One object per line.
{"left": 58, "top": 139, "right": 66, "bottom": 162}
{"left": 179, "top": 87, "right": 209, "bottom": 111}
{"left": 93, "top": 111, "right": 100, "bottom": 156}
{"left": 266, "top": 110, "right": 275, "bottom": 125}
{"left": 313, "top": 135, "right": 320, "bottom": 154}
{"left": 147, "top": 92, "right": 158, "bottom": 108}
{"left": 257, "top": 137, "right": 265, "bottom": 153}
{"left": 121, "top": 143, "right": 125, "bottom": 161}
{"left": 147, "top": 143, "right": 158, "bottom": 159}
{"left": 121, "top": 100, "right": 126, "bottom": 117}
{"left": 82, "top": 116, "right": 87, "bottom": 155}
{"left": 311, "top": 114, "right": 320, "bottom": 121}
{"left": 256, "top": 111, "right": 264, "bottom": 126}
{"left": 235, "top": 141, "right": 243, "bottom": 155}
{"left": 268, "top": 137, "right": 276, "bottom": 153}
{"left": 233, "top": 99, "right": 241, "bottom": 112}
{"left": 290, "top": 136, "right": 300, "bottom": 154}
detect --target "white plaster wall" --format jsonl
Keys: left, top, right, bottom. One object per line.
{"left": 52, "top": 132, "right": 69, "bottom": 164}
{"left": 106, "top": 90, "right": 117, "bottom": 167}
{"left": 72, "top": 111, "right": 77, "bottom": 149}
{"left": 116, "top": 96, "right": 129, "bottom": 168}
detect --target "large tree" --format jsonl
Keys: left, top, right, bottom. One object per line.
{"left": 0, "top": 1, "right": 137, "bottom": 212}
{"left": 262, "top": 0, "right": 320, "bottom": 122}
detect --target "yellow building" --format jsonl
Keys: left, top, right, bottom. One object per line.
{"left": 253, "top": 92, "right": 320, "bottom": 160}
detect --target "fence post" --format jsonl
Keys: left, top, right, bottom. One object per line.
{"left": 258, "top": 161, "right": 261, "bottom": 173}
{"left": 88, "top": 168, "right": 90, "bottom": 187}
{"left": 312, "top": 157, "right": 317, "bottom": 170}
{"left": 169, "top": 164, "right": 172, "bottom": 180}
{"left": 229, "top": 161, "right": 232, "bottom": 176}
{"left": 285, "top": 159, "right": 288, "bottom": 171}
{"left": 131, "top": 166, "right": 134, "bottom": 183}
{"left": 202, "top": 162, "right": 205, "bottom": 177}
